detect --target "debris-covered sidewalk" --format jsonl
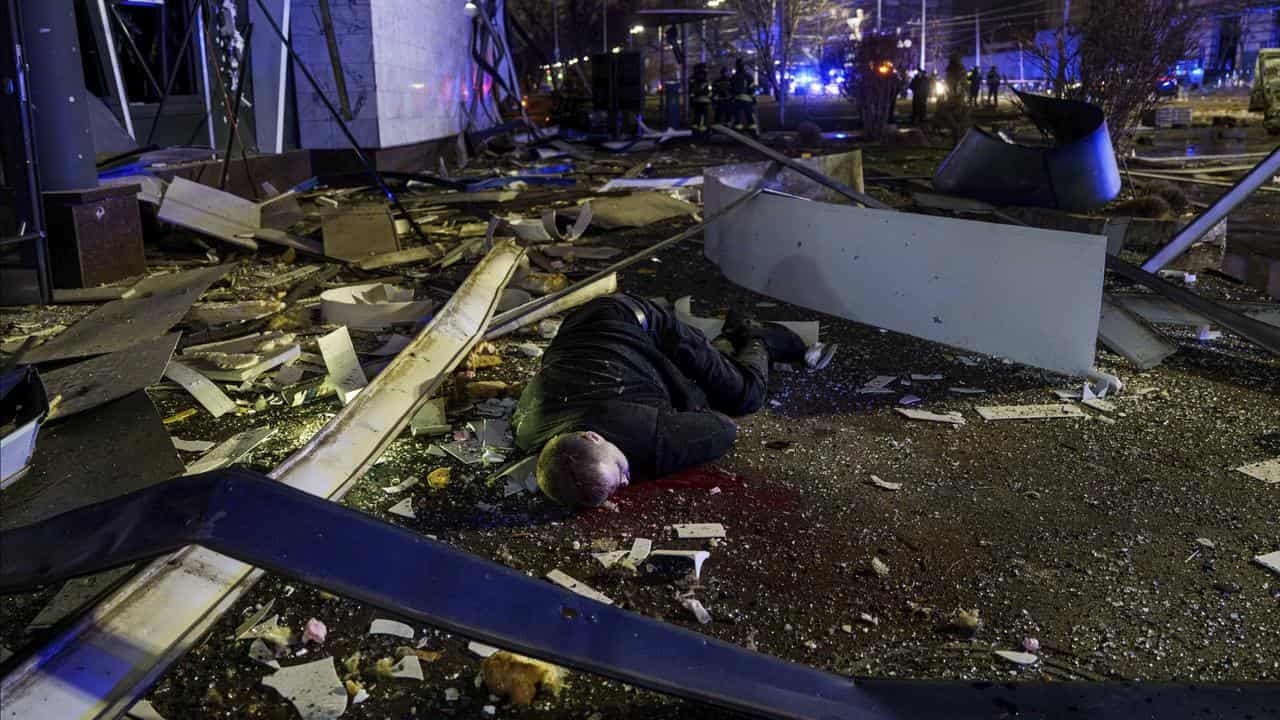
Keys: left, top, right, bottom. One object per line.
{"left": 2, "top": 127, "right": 1279, "bottom": 720}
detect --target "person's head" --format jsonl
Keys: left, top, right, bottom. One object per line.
{"left": 536, "top": 431, "right": 630, "bottom": 508}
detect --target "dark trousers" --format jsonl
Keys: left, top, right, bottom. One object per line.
{"left": 912, "top": 98, "right": 927, "bottom": 123}
{"left": 733, "top": 99, "right": 758, "bottom": 132}
{"left": 612, "top": 294, "right": 767, "bottom": 416}
{"left": 714, "top": 100, "right": 732, "bottom": 125}
{"left": 691, "top": 100, "right": 711, "bottom": 131}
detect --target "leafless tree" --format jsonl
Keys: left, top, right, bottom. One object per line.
{"left": 1023, "top": 0, "right": 1206, "bottom": 151}
{"left": 729, "top": 0, "right": 837, "bottom": 127}
{"left": 840, "top": 32, "right": 909, "bottom": 141}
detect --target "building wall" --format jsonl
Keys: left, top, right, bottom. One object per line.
{"left": 290, "top": 0, "right": 488, "bottom": 150}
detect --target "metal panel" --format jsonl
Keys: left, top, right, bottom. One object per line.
{"left": 704, "top": 164, "right": 1107, "bottom": 376}
{"left": 1096, "top": 296, "right": 1177, "bottom": 370}
{"left": 0, "top": 242, "right": 524, "bottom": 720}
{"left": 933, "top": 92, "right": 1121, "bottom": 212}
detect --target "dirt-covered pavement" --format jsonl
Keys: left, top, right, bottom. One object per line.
{"left": 2, "top": 133, "right": 1278, "bottom": 720}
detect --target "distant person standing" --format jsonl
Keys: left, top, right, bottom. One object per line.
{"left": 689, "top": 63, "right": 712, "bottom": 134}
{"left": 967, "top": 67, "right": 981, "bottom": 106}
{"left": 909, "top": 68, "right": 931, "bottom": 124}
{"left": 712, "top": 66, "right": 733, "bottom": 127}
{"left": 986, "top": 66, "right": 1002, "bottom": 106}
{"left": 731, "top": 58, "right": 759, "bottom": 135}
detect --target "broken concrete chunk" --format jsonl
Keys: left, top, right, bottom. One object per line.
{"left": 260, "top": 657, "right": 348, "bottom": 720}
{"left": 382, "top": 476, "right": 420, "bottom": 494}
{"left": 974, "top": 404, "right": 1087, "bottom": 421}
{"left": 387, "top": 655, "right": 424, "bottom": 681}
{"left": 871, "top": 557, "right": 890, "bottom": 578}
{"left": 480, "top": 650, "right": 567, "bottom": 706}
{"left": 592, "top": 550, "right": 628, "bottom": 568}
{"left": 171, "top": 437, "right": 217, "bottom": 453}
{"left": 249, "top": 638, "right": 282, "bottom": 669}
{"left": 857, "top": 375, "right": 898, "bottom": 394}
{"left": 681, "top": 598, "right": 713, "bottom": 625}
{"left": 545, "top": 569, "right": 613, "bottom": 605}
{"left": 1235, "top": 458, "right": 1280, "bottom": 485}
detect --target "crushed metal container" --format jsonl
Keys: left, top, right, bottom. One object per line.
{"left": 1, "top": 366, "right": 49, "bottom": 490}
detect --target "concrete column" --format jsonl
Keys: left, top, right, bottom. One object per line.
{"left": 20, "top": 0, "right": 96, "bottom": 190}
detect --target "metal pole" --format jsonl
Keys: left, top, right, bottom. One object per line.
{"left": 274, "top": 0, "right": 290, "bottom": 153}
{"left": 95, "top": 0, "right": 135, "bottom": 139}
{"left": 919, "top": 0, "right": 926, "bottom": 70}
{"left": 975, "top": 13, "right": 980, "bottom": 68}
{"left": 553, "top": 0, "right": 559, "bottom": 62}
{"left": 877, "top": 0, "right": 882, "bottom": 32}
{"left": 18, "top": 0, "right": 96, "bottom": 191}
{"left": 218, "top": 24, "right": 252, "bottom": 190}
{"left": 602, "top": 0, "right": 607, "bottom": 53}
{"left": 196, "top": 2, "right": 217, "bottom": 152}
{"left": 1141, "top": 147, "right": 1280, "bottom": 272}
{"left": 146, "top": 0, "right": 201, "bottom": 147}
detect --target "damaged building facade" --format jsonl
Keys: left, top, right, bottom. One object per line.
{"left": 2, "top": 1, "right": 1280, "bottom": 720}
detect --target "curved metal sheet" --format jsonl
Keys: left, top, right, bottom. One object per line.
{"left": 933, "top": 92, "right": 1121, "bottom": 212}
{"left": 704, "top": 157, "right": 1106, "bottom": 376}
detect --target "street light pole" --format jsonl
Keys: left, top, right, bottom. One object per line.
{"left": 877, "top": 0, "right": 882, "bottom": 32}
{"left": 919, "top": 0, "right": 926, "bottom": 70}
{"left": 553, "top": 0, "right": 560, "bottom": 62}
{"left": 602, "top": 0, "right": 608, "bottom": 53}
{"left": 975, "top": 13, "right": 981, "bottom": 68}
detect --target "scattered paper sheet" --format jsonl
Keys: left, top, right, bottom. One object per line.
{"left": 185, "top": 427, "right": 277, "bottom": 475}
{"left": 592, "top": 550, "right": 628, "bottom": 568}
{"left": 545, "top": 569, "right": 614, "bottom": 605}
{"left": 318, "top": 327, "right": 368, "bottom": 405}
{"left": 974, "top": 404, "right": 1087, "bottom": 421}
{"left": 1235, "top": 458, "right": 1280, "bottom": 484}
{"left": 623, "top": 538, "right": 653, "bottom": 568}
{"left": 389, "top": 656, "right": 424, "bottom": 681}
{"left": 164, "top": 360, "right": 237, "bottom": 418}
{"left": 260, "top": 657, "right": 348, "bottom": 720}
{"left": 387, "top": 498, "right": 416, "bottom": 519}
{"left": 895, "top": 408, "right": 966, "bottom": 425}
{"left": 468, "top": 641, "right": 500, "bottom": 658}
{"left": 1254, "top": 551, "right": 1280, "bottom": 576}
{"left": 858, "top": 375, "right": 898, "bottom": 394}
{"left": 382, "top": 477, "right": 420, "bottom": 494}
{"left": 172, "top": 437, "right": 217, "bottom": 453}
{"left": 673, "top": 523, "right": 726, "bottom": 539}
{"left": 869, "top": 475, "right": 902, "bottom": 491}
{"left": 124, "top": 700, "right": 167, "bottom": 720}
{"left": 994, "top": 650, "right": 1039, "bottom": 666}
{"left": 368, "top": 619, "right": 415, "bottom": 639}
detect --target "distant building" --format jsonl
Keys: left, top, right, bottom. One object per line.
{"left": 1189, "top": 1, "right": 1280, "bottom": 85}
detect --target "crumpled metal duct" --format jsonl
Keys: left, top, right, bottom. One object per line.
{"left": 933, "top": 91, "right": 1121, "bottom": 212}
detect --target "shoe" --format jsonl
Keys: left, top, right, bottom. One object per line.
{"left": 722, "top": 308, "right": 806, "bottom": 364}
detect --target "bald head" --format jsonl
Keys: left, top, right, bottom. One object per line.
{"left": 536, "top": 431, "right": 630, "bottom": 508}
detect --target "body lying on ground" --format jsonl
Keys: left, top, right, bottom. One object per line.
{"left": 513, "top": 293, "right": 805, "bottom": 508}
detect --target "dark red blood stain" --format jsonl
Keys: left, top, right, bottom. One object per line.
{"left": 574, "top": 465, "right": 799, "bottom": 536}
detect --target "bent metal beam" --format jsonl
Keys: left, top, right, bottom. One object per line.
{"left": 0, "top": 241, "right": 525, "bottom": 720}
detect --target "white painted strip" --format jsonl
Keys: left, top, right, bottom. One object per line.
{"left": 0, "top": 243, "right": 525, "bottom": 720}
